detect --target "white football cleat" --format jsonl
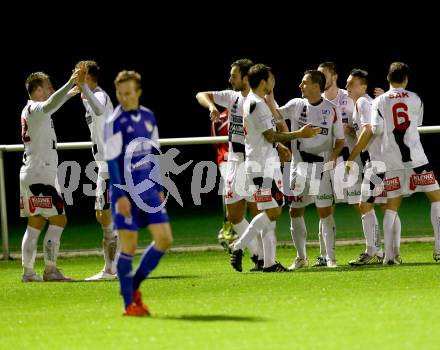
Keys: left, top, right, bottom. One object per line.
{"left": 326, "top": 259, "right": 337, "bottom": 268}
{"left": 85, "top": 270, "right": 118, "bottom": 281}
{"left": 288, "top": 257, "right": 309, "bottom": 271}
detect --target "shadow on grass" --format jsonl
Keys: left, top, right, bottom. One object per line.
{"left": 156, "top": 314, "right": 269, "bottom": 322}
{"left": 69, "top": 275, "right": 199, "bottom": 282}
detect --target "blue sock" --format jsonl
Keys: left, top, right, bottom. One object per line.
{"left": 117, "top": 252, "right": 134, "bottom": 308}
{"left": 132, "top": 244, "right": 165, "bottom": 290}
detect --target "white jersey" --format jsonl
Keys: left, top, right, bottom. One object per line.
{"left": 20, "top": 100, "right": 58, "bottom": 172}
{"left": 213, "top": 90, "right": 246, "bottom": 161}
{"left": 278, "top": 98, "right": 344, "bottom": 163}
{"left": 326, "top": 88, "right": 356, "bottom": 151}
{"left": 243, "top": 93, "right": 279, "bottom": 173}
{"left": 82, "top": 86, "right": 114, "bottom": 163}
{"left": 352, "top": 94, "right": 382, "bottom": 161}
{"left": 371, "top": 88, "right": 427, "bottom": 170}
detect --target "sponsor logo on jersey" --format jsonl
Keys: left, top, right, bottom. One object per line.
{"left": 320, "top": 127, "right": 328, "bottom": 135}
{"left": 410, "top": 171, "right": 436, "bottom": 190}
{"left": 231, "top": 115, "right": 242, "bottom": 124}
{"left": 229, "top": 123, "right": 244, "bottom": 136}
{"left": 384, "top": 177, "right": 401, "bottom": 192}
{"left": 254, "top": 188, "right": 272, "bottom": 202}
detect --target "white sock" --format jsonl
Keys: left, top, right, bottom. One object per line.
{"left": 290, "top": 216, "right": 307, "bottom": 259}
{"left": 22, "top": 226, "right": 41, "bottom": 270}
{"left": 102, "top": 224, "right": 118, "bottom": 273}
{"left": 318, "top": 220, "right": 326, "bottom": 257}
{"left": 383, "top": 210, "right": 397, "bottom": 260}
{"left": 232, "top": 219, "right": 249, "bottom": 237}
{"left": 393, "top": 214, "right": 401, "bottom": 257}
{"left": 431, "top": 202, "right": 440, "bottom": 252}
{"left": 234, "top": 212, "right": 271, "bottom": 251}
{"left": 262, "top": 221, "right": 276, "bottom": 268}
{"left": 375, "top": 216, "right": 384, "bottom": 258}
{"left": 232, "top": 219, "right": 258, "bottom": 256}
{"left": 255, "top": 232, "right": 264, "bottom": 259}
{"left": 43, "top": 225, "right": 63, "bottom": 268}
{"left": 362, "top": 210, "right": 378, "bottom": 256}
{"left": 321, "top": 215, "right": 336, "bottom": 261}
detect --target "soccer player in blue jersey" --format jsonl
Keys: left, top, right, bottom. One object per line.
{"left": 104, "top": 70, "right": 173, "bottom": 316}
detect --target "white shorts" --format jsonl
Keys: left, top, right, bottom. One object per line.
{"left": 289, "top": 163, "right": 334, "bottom": 209}
{"left": 224, "top": 160, "right": 254, "bottom": 205}
{"left": 360, "top": 170, "right": 387, "bottom": 204}
{"left": 333, "top": 152, "right": 362, "bottom": 205}
{"left": 95, "top": 168, "right": 110, "bottom": 211}
{"left": 249, "top": 167, "right": 285, "bottom": 211}
{"left": 385, "top": 164, "right": 440, "bottom": 199}
{"left": 19, "top": 167, "right": 65, "bottom": 218}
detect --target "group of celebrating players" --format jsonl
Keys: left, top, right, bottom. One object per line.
{"left": 197, "top": 59, "right": 440, "bottom": 273}
{"left": 17, "top": 58, "right": 440, "bottom": 316}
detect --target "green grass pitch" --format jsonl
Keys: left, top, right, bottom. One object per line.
{"left": 1, "top": 243, "right": 440, "bottom": 350}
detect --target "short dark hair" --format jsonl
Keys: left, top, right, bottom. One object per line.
{"left": 114, "top": 70, "right": 142, "bottom": 90}
{"left": 231, "top": 58, "right": 254, "bottom": 78}
{"left": 25, "top": 72, "right": 50, "bottom": 95}
{"left": 304, "top": 70, "right": 326, "bottom": 92}
{"left": 387, "top": 62, "right": 409, "bottom": 84}
{"left": 318, "top": 62, "right": 338, "bottom": 75}
{"left": 350, "top": 68, "right": 369, "bottom": 86}
{"left": 76, "top": 60, "right": 100, "bottom": 82}
{"left": 248, "top": 64, "right": 272, "bottom": 89}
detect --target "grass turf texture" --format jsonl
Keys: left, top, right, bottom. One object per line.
{"left": 1, "top": 242, "right": 440, "bottom": 350}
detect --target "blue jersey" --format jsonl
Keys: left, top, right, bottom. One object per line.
{"left": 104, "top": 105, "right": 163, "bottom": 203}
{"left": 104, "top": 105, "right": 168, "bottom": 230}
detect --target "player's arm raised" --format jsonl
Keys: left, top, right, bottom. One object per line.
{"left": 80, "top": 84, "right": 106, "bottom": 116}
{"left": 40, "top": 66, "right": 86, "bottom": 114}
{"left": 195, "top": 91, "right": 220, "bottom": 122}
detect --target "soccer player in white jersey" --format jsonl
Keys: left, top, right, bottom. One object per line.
{"left": 271, "top": 70, "right": 345, "bottom": 269}
{"left": 196, "top": 59, "right": 277, "bottom": 271}
{"left": 371, "top": 62, "right": 440, "bottom": 264}
{"left": 74, "top": 60, "right": 119, "bottom": 281}
{"left": 229, "top": 64, "right": 320, "bottom": 272}
{"left": 313, "top": 62, "right": 360, "bottom": 267}
{"left": 344, "top": 69, "right": 389, "bottom": 265}
{"left": 20, "top": 67, "right": 85, "bottom": 282}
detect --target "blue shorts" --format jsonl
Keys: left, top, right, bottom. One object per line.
{"left": 111, "top": 194, "right": 169, "bottom": 231}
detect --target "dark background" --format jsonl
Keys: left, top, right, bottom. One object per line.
{"left": 1, "top": 9, "right": 438, "bottom": 224}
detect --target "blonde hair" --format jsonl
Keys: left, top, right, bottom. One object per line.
{"left": 114, "top": 70, "right": 141, "bottom": 90}
{"left": 25, "top": 72, "right": 50, "bottom": 95}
